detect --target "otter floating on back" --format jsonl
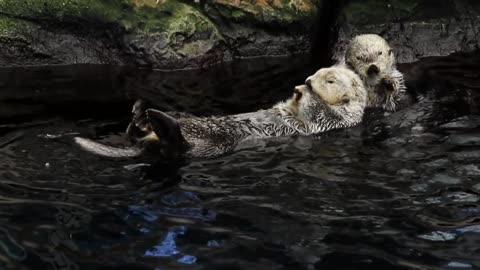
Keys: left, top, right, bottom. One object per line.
{"left": 337, "top": 34, "right": 407, "bottom": 112}
{"left": 75, "top": 67, "right": 367, "bottom": 159}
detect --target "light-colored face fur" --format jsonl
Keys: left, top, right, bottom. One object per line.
{"left": 345, "top": 34, "right": 395, "bottom": 84}
{"left": 344, "top": 34, "right": 406, "bottom": 112}
{"left": 285, "top": 67, "right": 366, "bottom": 127}
{"left": 306, "top": 67, "right": 366, "bottom": 107}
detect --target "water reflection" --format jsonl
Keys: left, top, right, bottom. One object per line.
{"left": 143, "top": 226, "right": 198, "bottom": 265}
{"left": 144, "top": 226, "right": 186, "bottom": 257}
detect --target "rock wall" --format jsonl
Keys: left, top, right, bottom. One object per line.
{"left": 332, "top": 0, "right": 480, "bottom": 64}
{"left": 0, "top": 0, "right": 318, "bottom": 69}
{"left": 1, "top": 0, "right": 479, "bottom": 69}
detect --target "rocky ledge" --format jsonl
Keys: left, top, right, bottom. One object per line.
{"left": 0, "top": 0, "right": 318, "bottom": 69}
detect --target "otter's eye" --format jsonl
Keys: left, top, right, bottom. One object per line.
{"left": 327, "top": 80, "right": 334, "bottom": 84}
{"left": 341, "top": 95, "right": 350, "bottom": 104}
{"left": 356, "top": 56, "right": 361, "bottom": 60}
{"left": 378, "top": 51, "right": 383, "bottom": 55}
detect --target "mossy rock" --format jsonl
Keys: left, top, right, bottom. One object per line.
{"left": 0, "top": 0, "right": 128, "bottom": 23}
{"left": 123, "top": 1, "right": 225, "bottom": 67}
{"left": 0, "top": 15, "right": 34, "bottom": 36}
{"left": 131, "top": 2, "right": 221, "bottom": 41}
{"left": 0, "top": 0, "right": 316, "bottom": 68}
{"left": 206, "top": 0, "right": 319, "bottom": 28}
{"left": 0, "top": 0, "right": 217, "bottom": 32}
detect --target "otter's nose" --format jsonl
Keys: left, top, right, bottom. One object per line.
{"left": 294, "top": 85, "right": 307, "bottom": 101}
{"left": 293, "top": 84, "right": 308, "bottom": 101}
{"left": 367, "top": 64, "right": 380, "bottom": 75}
{"left": 294, "top": 85, "right": 303, "bottom": 95}
{"left": 295, "top": 85, "right": 309, "bottom": 93}
{"left": 305, "top": 78, "right": 312, "bottom": 89}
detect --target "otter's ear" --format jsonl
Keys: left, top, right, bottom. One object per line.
{"left": 388, "top": 49, "right": 393, "bottom": 55}
{"left": 341, "top": 95, "right": 350, "bottom": 104}
{"left": 146, "top": 109, "right": 185, "bottom": 146}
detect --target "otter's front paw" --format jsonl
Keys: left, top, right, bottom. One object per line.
{"left": 131, "top": 99, "right": 152, "bottom": 131}
{"left": 381, "top": 76, "right": 395, "bottom": 92}
{"left": 126, "top": 99, "right": 152, "bottom": 142}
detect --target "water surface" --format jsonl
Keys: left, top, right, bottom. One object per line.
{"left": 1, "top": 54, "right": 480, "bottom": 270}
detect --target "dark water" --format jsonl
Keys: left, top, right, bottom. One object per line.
{"left": 1, "top": 54, "right": 480, "bottom": 270}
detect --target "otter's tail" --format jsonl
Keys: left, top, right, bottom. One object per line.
{"left": 74, "top": 137, "right": 144, "bottom": 159}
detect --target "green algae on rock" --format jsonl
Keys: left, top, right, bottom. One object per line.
{"left": 0, "top": 0, "right": 319, "bottom": 69}
{"left": 0, "top": 15, "right": 33, "bottom": 36}
{"left": 203, "top": 0, "right": 318, "bottom": 59}
{"left": 0, "top": 0, "right": 127, "bottom": 22}
{"left": 123, "top": 1, "right": 227, "bottom": 69}
{"left": 206, "top": 0, "right": 317, "bottom": 26}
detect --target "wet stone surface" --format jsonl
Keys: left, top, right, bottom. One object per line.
{"left": 0, "top": 53, "right": 480, "bottom": 269}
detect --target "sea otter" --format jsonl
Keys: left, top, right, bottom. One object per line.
{"left": 337, "top": 34, "right": 407, "bottom": 112}
{"left": 75, "top": 67, "right": 367, "bottom": 159}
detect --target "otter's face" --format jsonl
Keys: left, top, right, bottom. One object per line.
{"left": 305, "top": 67, "right": 365, "bottom": 106}
{"left": 345, "top": 34, "right": 395, "bottom": 85}
{"left": 291, "top": 67, "right": 366, "bottom": 123}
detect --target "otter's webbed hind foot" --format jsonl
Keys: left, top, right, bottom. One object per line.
{"left": 126, "top": 99, "right": 152, "bottom": 142}
{"left": 146, "top": 109, "right": 189, "bottom": 157}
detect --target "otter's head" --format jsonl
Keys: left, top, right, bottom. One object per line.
{"left": 289, "top": 67, "right": 366, "bottom": 127}
{"left": 345, "top": 34, "right": 395, "bottom": 85}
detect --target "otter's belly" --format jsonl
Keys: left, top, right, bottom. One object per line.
{"left": 233, "top": 110, "right": 298, "bottom": 139}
